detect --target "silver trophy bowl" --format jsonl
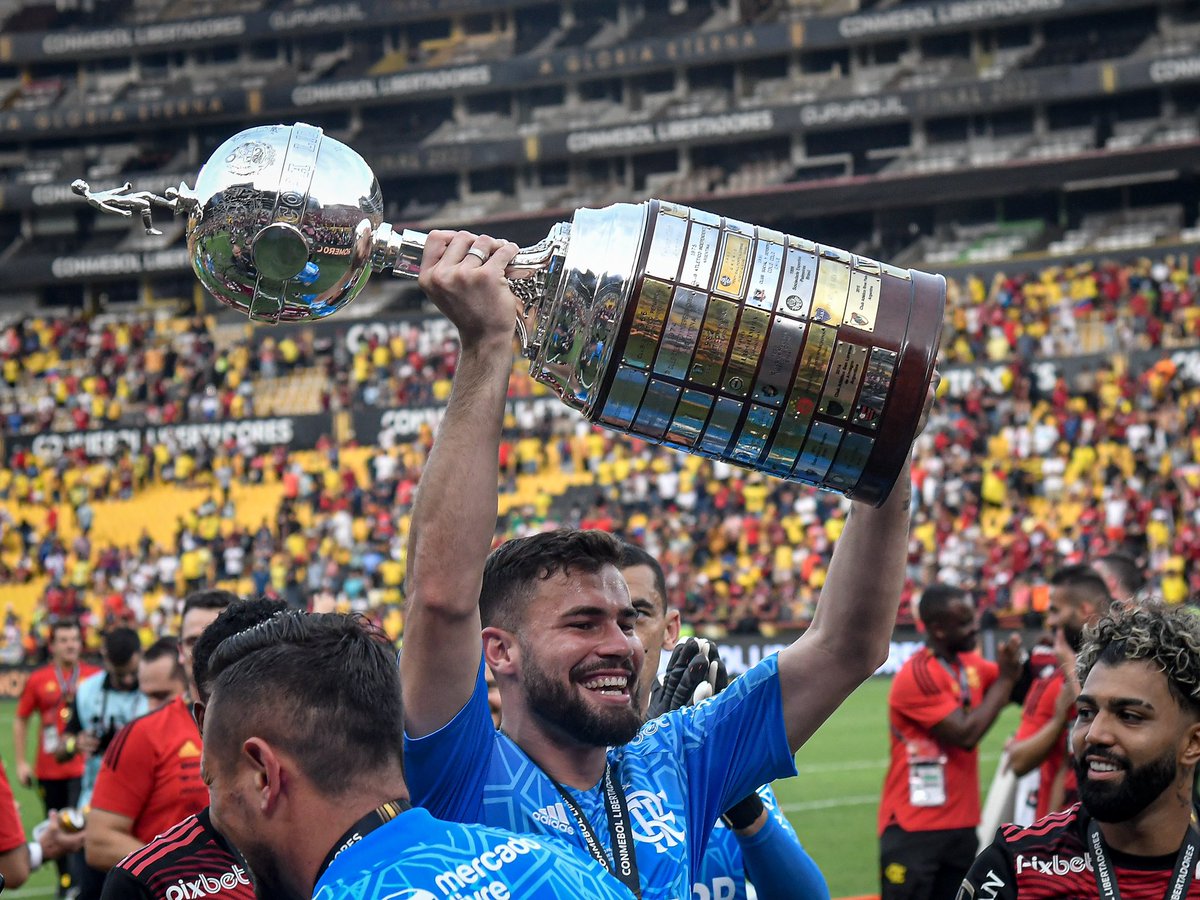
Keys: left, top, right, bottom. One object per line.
{"left": 187, "top": 122, "right": 382, "bottom": 323}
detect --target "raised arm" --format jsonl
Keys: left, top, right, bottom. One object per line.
{"left": 400, "top": 232, "right": 521, "bottom": 738}
{"left": 930, "top": 634, "right": 1023, "bottom": 749}
{"left": 777, "top": 379, "right": 937, "bottom": 752}
{"left": 777, "top": 457, "right": 912, "bottom": 751}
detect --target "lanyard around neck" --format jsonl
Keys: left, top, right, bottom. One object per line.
{"left": 543, "top": 762, "right": 642, "bottom": 898}
{"left": 504, "top": 734, "right": 642, "bottom": 899}
{"left": 54, "top": 664, "right": 79, "bottom": 699}
{"left": 316, "top": 798, "right": 410, "bottom": 882}
{"left": 933, "top": 652, "right": 972, "bottom": 710}
{"left": 1087, "top": 817, "right": 1200, "bottom": 900}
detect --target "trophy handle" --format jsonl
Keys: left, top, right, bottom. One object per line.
{"left": 73, "top": 167, "right": 569, "bottom": 352}
{"left": 371, "top": 221, "right": 571, "bottom": 357}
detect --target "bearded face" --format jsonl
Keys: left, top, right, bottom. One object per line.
{"left": 519, "top": 636, "right": 643, "bottom": 747}
{"left": 1071, "top": 659, "right": 1195, "bottom": 827}
{"left": 1073, "top": 744, "right": 1179, "bottom": 823}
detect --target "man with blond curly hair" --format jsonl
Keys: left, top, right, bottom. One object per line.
{"left": 959, "top": 601, "right": 1200, "bottom": 899}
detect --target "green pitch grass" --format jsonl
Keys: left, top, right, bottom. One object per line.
{"left": 0, "top": 682, "right": 1022, "bottom": 899}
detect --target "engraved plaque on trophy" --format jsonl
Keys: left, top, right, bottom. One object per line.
{"left": 74, "top": 122, "right": 945, "bottom": 505}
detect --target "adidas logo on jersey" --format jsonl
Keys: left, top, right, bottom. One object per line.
{"left": 531, "top": 802, "right": 573, "bottom": 834}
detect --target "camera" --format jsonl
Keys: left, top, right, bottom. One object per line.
{"left": 93, "top": 720, "right": 120, "bottom": 757}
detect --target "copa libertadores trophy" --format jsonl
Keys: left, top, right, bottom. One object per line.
{"left": 75, "top": 122, "right": 944, "bottom": 505}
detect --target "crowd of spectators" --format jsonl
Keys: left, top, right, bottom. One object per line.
{"left": 1, "top": 250, "right": 1200, "bottom": 662}
{"left": 0, "top": 316, "right": 258, "bottom": 435}
{"left": 940, "top": 254, "right": 1200, "bottom": 364}
{"left": 9, "top": 251, "right": 1193, "bottom": 435}
{"left": 0, "top": 309, "right": 545, "bottom": 436}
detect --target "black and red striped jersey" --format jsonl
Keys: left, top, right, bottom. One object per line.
{"left": 100, "top": 807, "right": 255, "bottom": 900}
{"left": 959, "top": 804, "right": 1200, "bottom": 900}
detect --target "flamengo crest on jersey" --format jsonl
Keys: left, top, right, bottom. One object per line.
{"left": 626, "top": 788, "right": 686, "bottom": 853}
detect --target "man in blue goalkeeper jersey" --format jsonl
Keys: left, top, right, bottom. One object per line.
{"left": 621, "top": 542, "right": 829, "bottom": 900}
{"left": 401, "top": 231, "right": 931, "bottom": 900}
{"left": 199, "top": 612, "right": 638, "bottom": 900}
{"left": 481, "top": 540, "right": 830, "bottom": 900}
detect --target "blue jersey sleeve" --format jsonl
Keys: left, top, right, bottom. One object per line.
{"left": 403, "top": 659, "right": 495, "bottom": 822}
{"left": 683, "top": 655, "right": 797, "bottom": 833}
{"left": 693, "top": 785, "right": 827, "bottom": 900}
{"left": 737, "top": 786, "right": 829, "bottom": 900}
{"left": 625, "top": 654, "right": 798, "bottom": 879}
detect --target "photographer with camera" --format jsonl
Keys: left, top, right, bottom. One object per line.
{"left": 84, "top": 591, "right": 232, "bottom": 875}
{"left": 70, "top": 627, "right": 147, "bottom": 809}
{"left": 68, "top": 626, "right": 148, "bottom": 900}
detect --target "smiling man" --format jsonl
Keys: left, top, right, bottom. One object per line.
{"left": 401, "top": 229, "right": 929, "bottom": 900}
{"left": 959, "top": 602, "right": 1200, "bottom": 899}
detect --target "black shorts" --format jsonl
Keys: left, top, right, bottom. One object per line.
{"left": 880, "top": 824, "right": 979, "bottom": 900}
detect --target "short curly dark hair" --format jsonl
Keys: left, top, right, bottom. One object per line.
{"left": 1076, "top": 600, "right": 1200, "bottom": 716}
{"left": 479, "top": 529, "right": 624, "bottom": 631}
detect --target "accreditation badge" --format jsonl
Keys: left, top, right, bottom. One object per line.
{"left": 907, "top": 739, "right": 947, "bottom": 807}
{"left": 908, "top": 762, "right": 946, "bottom": 807}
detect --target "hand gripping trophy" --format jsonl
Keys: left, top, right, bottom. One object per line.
{"left": 76, "top": 122, "right": 944, "bottom": 504}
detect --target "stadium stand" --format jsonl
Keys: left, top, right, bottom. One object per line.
{"left": 0, "top": 0, "right": 1196, "bottom": 666}
{"left": 0, "top": 243, "right": 1196, "bottom": 666}
{"left": 0, "top": 0, "right": 1196, "bottom": 312}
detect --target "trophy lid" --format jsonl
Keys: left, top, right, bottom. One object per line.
{"left": 187, "top": 122, "right": 385, "bottom": 323}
